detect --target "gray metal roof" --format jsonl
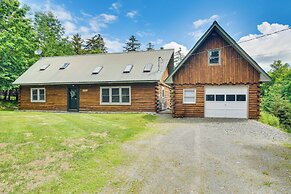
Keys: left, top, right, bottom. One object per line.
{"left": 165, "top": 21, "right": 271, "bottom": 83}
{"left": 13, "top": 49, "right": 174, "bottom": 85}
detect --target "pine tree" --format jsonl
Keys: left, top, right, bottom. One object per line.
{"left": 146, "top": 42, "right": 154, "bottom": 51}
{"left": 85, "top": 34, "right": 107, "bottom": 54}
{"left": 124, "top": 35, "right": 141, "bottom": 52}
{"left": 72, "top": 33, "right": 84, "bottom": 55}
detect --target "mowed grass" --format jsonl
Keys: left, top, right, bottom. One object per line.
{"left": 0, "top": 111, "right": 157, "bottom": 193}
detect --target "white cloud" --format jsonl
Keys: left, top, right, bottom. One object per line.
{"left": 136, "top": 31, "right": 154, "bottom": 37}
{"left": 188, "top": 15, "right": 220, "bottom": 41}
{"left": 151, "top": 38, "right": 163, "bottom": 45}
{"left": 63, "top": 21, "right": 77, "bottom": 35}
{"left": 239, "top": 22, "right": 291, "bottom": 70}
{"left": 89, "top": 13, "right": 117, "bottom": 33}
{"left": 110, "top": 2, "right": 122, "bottom": 11}
{"left": 193, "top": 15, "right": 219, "bottom": 29}
{"left": 126, "top": 11, "right": 138, "bottom": 18}
{"left": 104, "top": 38, "right": 123, "bottom": 52}
{"left": 163, "top": 41, "right": 189, "bottom": 56}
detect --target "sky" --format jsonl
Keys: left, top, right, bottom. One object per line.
{"left": 19, "top": 0, "right": 291, "bottom": 70}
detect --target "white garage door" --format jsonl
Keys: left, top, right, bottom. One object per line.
{"left": 204, "top": 86, "right": 248, "bottom": 118}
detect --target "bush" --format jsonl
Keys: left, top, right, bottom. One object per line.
{"left": 260, "top": 111, "right": 280, "bottom": 128}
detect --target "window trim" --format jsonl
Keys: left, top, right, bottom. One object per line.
{"left": 208, "top": 49, "right": 221, "bottom": 65}
{"left": 100, "top": 86, "right": 131, "bottom": 105}
{"left": 30, "top": 88, "right": 46, "bottom": 102}
{"left": 183, "top": 88, "right": 196, "bottom": 104}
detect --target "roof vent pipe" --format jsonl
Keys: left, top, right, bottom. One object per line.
{"left": 158, "top": 57, "right": 163, "bottom": 72}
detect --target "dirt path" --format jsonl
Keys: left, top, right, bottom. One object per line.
{"left": 101, "top": 116, "right": 291, "bottom": 194}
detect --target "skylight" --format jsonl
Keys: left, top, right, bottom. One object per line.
{"left": 59, "top": 63, "right": 70, "bottom": 70}
{"left": 143, "top": 63, "right": 153, "bottom": 72}
{"left": 123, "top": 64, "right": 133, "bottom": 73}
{"left": 39, "top": 64, "right": 50, "bottom": 71}
{"left": 92, "top": 66, "right": 103, "bottom": 74}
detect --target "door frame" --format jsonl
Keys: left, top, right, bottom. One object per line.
{"left": 67, "top": 85, "right": 80, "bottom": 112}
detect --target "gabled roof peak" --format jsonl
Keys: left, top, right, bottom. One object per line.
{"left": 165, "top": 21, "right": 271, "bottom": 83}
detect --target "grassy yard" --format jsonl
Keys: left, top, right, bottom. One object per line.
{"left": 0, "top": 111, "right": 156, "bottom": 193}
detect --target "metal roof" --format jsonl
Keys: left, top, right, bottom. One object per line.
{"left": 165, "top": 21, "right": 271, "bottom": 83}
{"left": 13, "top": 49, "right": 174, "bottom": 85}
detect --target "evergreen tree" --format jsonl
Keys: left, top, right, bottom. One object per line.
{"left": 124, "top": 35, "right": 141, "bottom": 52}
{"left": 85, "top": 34, "right": 107, "bottom": 54}
{"left": 72, "top": 33, "right": 84, "bottom": 55}
{"left": 146, "top": 42, "right": 154, "bottom": 51}
{"left": 34, "top": 11, "right": 74, "bottom": 56}
{"left": 0, "top": 0, "right": 37, "bottom": 93}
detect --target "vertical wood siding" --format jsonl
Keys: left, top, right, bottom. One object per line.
{"left": 173, "top": 33, "right": 260, "bottom": 85}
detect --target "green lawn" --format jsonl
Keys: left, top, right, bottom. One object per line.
{"left": 0, "top": 111, "right": 156, "bottom": 193}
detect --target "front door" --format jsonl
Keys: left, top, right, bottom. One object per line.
{"left": 67, "top": 85, "right": 79, "bottom": 111}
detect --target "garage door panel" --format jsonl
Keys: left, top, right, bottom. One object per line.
{"left": 205, "top": 86, "right": 248, "bottom": 119}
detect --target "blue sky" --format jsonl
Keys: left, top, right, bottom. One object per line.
{"left": 20, "top": 0, "right": 291, "bottom": 70}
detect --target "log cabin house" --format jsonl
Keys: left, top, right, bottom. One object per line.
{"left": 13, "top": 49, "right": 174, "bottom": 113}
{"left": 165, "top": 21, "right": 271, "bottom": 119}
{"left": 14, "top": 21, "right": 270, "bottom": 118}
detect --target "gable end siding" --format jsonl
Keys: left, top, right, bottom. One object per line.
{"left": 172, "top": 33, "right": 260, "bottom": 85}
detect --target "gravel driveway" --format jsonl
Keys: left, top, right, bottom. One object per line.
{"left": 101, "top": 116, "right": 291, "bottom": 194}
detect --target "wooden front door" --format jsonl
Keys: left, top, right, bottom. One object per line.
{"left": 67, "top": 85, "right": 79, "bottom": 111}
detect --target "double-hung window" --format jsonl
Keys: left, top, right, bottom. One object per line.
{"left": 31, "top": 88, "right": 46, "bottom": 102}
{"left": 183, "top": 88, "right": 196, "bottom": 104}
{"left": 208, "top": 49, "right": 221, "bottom": 65}
{"left": 100, "top": 87, "right": 131, "bottom": 105}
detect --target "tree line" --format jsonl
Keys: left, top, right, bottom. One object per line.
{"left": 0, "top": 0, "right": 154, "bottom": 100}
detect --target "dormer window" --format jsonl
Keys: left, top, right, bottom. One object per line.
{"left": 39, "top": 64, "right": 50, "bottom": 71}
{"left": 60, "top": 63, "right": 70, "bottom": 70}
{"left": 123, "top": 64, "right": 133, "bottom": 73}
{"left": 143, "top": 63, "right": 153, "bottom": 72}
{"left": 92, "top": 66, "right": 103, "bottom": 74}
{"left": 208, "top": 49, "right": 220, "bottom": 65}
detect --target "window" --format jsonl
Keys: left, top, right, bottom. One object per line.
{"left": 100, "top": 87, "right": 131, "bottom": 105}
{"left": 111, "top": 88, "right": 120, "bottom": 103}
{"left": 215, "top": 94, "right": 225, "bottom": 101}
{"left": 121, "top": 88, "right": 130, "bottom": 103}
{"left": 92, "top": 66, "right": 103, "bottom": 74}
{"left": 60, "top": 62, "right": 70, "bottom": 70}
{"left": 143, "top": 63, "right": 153, "bottom": 72}
{"left": 183, "top": 89, "right": 196, "bottom": 104}
{"left": 206, "top": 94, "right": 215, "bottom": 101}
{"left": 30, "top": 88, "right": 46, "bottom": 102}
{"left": 226, "top": 94, "right": 235, "bottom": 101}
{"left": 123, "top": 64, "right": 133, "bottom": 73}
{"left": 101, "top": 88, "right": 109, "bottom": 103}
{"left": 39, "top": 64, "right": 50, "bottom": 71}
{"left": 237, "top": 94, "right": 246, "bottom": 101}
{"left": 208, "top": 49, "right": 220, "bottom": 65}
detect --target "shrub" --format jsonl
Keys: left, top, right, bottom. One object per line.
{"left": 259, "top": 111, "right": 280, "bottom": 128}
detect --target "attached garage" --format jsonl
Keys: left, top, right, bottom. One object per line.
{"left": 204, "top": 85, "right": 248, "bottom": 118}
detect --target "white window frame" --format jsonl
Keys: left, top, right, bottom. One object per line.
{"left": 30, "top": 88, "right": 46, "bottom": 102}
{"left": 208, "top": 49, "right": 221, "bottom": 65}
{"left": 183, "top": 88, "right": 196, "bottom": 104}
{"left": 100, "top": 86, "right": 131, "bottom": 105}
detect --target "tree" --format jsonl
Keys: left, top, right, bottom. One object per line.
{"left": 124, "top": 35, "right": 141, "bottom": 52}
{"left": 0, "top": 0, "right": 38, "bottom": 98}
{"left": 146, "top": 42, "right": 154, "bottom": 51}
{"left": 84, "top": 34, "right": 107, "bottom": 54}
{"left": 34, "top": 11, "right": 74, "bottom": 57}
{"left": 261, "top": 60, "right": 291, "bottom": 132}
{"left": 72, "top": 33, "right": 84, "bottom": 55}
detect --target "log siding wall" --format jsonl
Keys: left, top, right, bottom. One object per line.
{"left": 19, "top": 83, "right": 157, "bottom": 112}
